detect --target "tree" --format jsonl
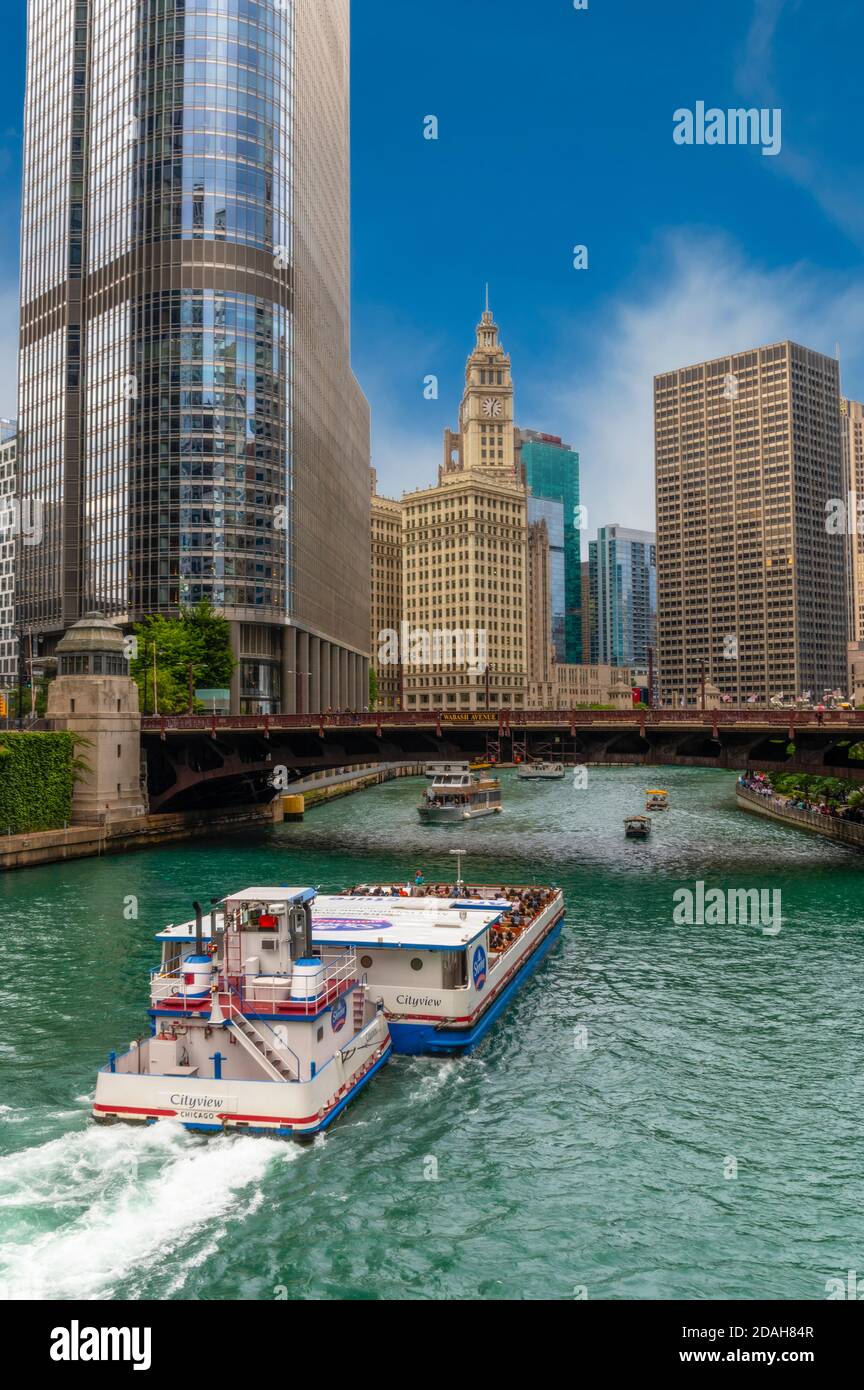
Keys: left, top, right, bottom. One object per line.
{"left": 130, "top": 602, "right": 235, "bottom": 715}
{"left": 6, "top": 678, "right": 51, "bottom": 720}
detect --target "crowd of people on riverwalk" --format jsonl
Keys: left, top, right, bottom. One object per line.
{"left": 738, "top": 773, "right": 864, "bottom": 824}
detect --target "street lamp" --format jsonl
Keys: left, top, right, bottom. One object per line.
{"left": 449, "top": 847, "right": 467, "bottom": 890}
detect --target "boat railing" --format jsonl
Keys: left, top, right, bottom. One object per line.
{"left": 149, "top": 964, "right": 211, "bottom": 1010}
{"left": 240, "top": 950, "right": 359, "bottom": 1016}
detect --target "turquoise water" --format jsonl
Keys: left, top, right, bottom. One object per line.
{"left": 1, "top": 766, "right": 862, "bottom": 1301}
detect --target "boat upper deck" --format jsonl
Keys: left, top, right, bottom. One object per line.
{"left": 156, "top": 885, "right": 561, "bottom": 951}
{"left": 312, "top": 896, "right": 505, "bottom": 951}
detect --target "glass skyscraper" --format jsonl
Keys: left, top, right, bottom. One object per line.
{"left": 517, "top": 430, "right": 582, "bottom": 663}
{"left": 589, "top": 524, "right": 657, "bottom": 667}
{"left": 16, "top": 0, "right": 370, "bottom": 714}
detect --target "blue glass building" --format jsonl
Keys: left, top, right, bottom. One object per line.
{"left": 589, "top": 525, "right": 657, "bottom": 667}
{"left": 16, "top": 0, "right": 370, "bottom": 715}
{"left": 518, "top": 431, "right": 582, "bottom": 663}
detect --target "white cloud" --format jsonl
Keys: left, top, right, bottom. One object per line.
{"left": 370, "top": 413, "right": 442, "bottom": 499}
{"left": 735, "top": 0, "right": 864, "bottom": 248}
{"left": 536, "top": 232, "right": 864, "bottom": 543}
{"left": 735, "top": 0, "right": 791, "bottom": 98}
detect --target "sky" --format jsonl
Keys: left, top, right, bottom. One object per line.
{"left": 1, "top": 1, "right": 863, "bottom": 539}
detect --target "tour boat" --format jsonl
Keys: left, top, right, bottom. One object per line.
{"left": 418, "top": 769, "right": 503, "bottom": 821}
{"left": 425, "top": 760, "right": 471, "bottom": 779}
{"left": 93, "top": 887, "right": 392, "bottom": 1137}
{"left": 318, "top": 881, "right": 566, "bottom": 1054}
{"left": 517, "top": 760, "right": 566, "bottom": 781}
{"left": 645, "top": 789, "right": 669, "bottom": 811}
{"left": 624, "top": 815, "right": 652, "bottom": 839}
{"left": 111, "top": 879, "right": 567, "bottom": 1063}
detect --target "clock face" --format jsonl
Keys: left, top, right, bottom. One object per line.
{"left": 482, "top": 397, "right": 503, "bottom": 418}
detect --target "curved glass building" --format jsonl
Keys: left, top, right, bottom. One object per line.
{"left": 17, "top": 0, "right": 370, "bottom": 713}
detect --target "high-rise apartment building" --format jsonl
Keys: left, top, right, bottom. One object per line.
{"left": 369, "top": 468, "right": 402, "bottom": 710}
{"left": 655, "top": 342, "right": 847, "bottom": 706}
{"left": 16, "top": 0, "right": 369, "bottom": 714}
{"left": 841, "top": 397, "right": 864, "bottom": 644}
{"left": 0, "top": 422, "right": 17, "bottom": 692}
{"left": 402, "top": 301, "right": 527, "bottom": 711}
{"left": 517, "top": 430, "right": 582, "bottom": 663}
{"left": 581, "top": 559, "right": 595, "bottom": 664}
{"left": 526, "top": 517, "right": 555, "bottom": 693}
{"left": 589, "top": 524, "right": 656, "bottom": 668}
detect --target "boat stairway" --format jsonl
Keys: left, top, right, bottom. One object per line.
{"left": 352, "top": 984, "right": 367, "bottom": 1032}
{"left": 230, "top": 1012, "right": 295, "bottom": 1081}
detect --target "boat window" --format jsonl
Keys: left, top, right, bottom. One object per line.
{"left": 360, "top": 954, "right": 373, "bottom": 969}
{"left": 442, "top": 949, "right": 468, "bottom": 989}
{"left": 410, "top": 957, "right": 424, "bottom": 972}
{"left": 316, "top": 1026, "right": 324, "bottom": 1042}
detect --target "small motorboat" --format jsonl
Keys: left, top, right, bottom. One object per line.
{"left": 646, "top": 789, "right": 669, "bottom": 811}
{"left": 624, "top": 815, "right": 652, "bottom": 840}
{"left": 517, "top": 760, "right": 566, "bottom": 781}
{"left": 419, "top": 770, "right": 503, "bottom": 822}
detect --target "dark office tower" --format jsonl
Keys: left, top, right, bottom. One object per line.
{"left": 655, "top": 342, "right": 847, "bottom": 707}
{"left": 16, "top": 0, "right": 370, "bottom": 714}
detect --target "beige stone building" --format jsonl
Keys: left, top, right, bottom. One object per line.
{"left": 847, "top": 641, "right": 864, "bottom": 706}
{"left": 402, "top": 302, "right": 528, "bottom": 711}
{"left": 842, "top": 398, "right": 864, "bottom": 645}
{"left": 549, "top": 662, "right": 634, "bottom": 709}
{"left": 369, "top": 468, "right": 403, "bottom": 709}
{"left": 655, "top": 341, "right": 848, "bottom": 707}
{"left": 525, "top": 509, "right": 633, "bottom": 708}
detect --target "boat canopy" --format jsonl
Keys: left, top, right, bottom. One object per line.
{"left": 311, "top": 895, "right": 503, "bottom": 951}
{"left": 156, "top": 889, "right": 512, "bottom": 948}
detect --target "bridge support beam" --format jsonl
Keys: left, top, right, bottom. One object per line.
{"left": 281, "top": 627, "right": 297, "bottom": 715}
{"left": 309, "top": 636, "right": 321, "bottom": 713}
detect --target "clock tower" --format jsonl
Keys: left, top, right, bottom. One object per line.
{"left": 444, "top": 291, "right": 516, "bottom": 476}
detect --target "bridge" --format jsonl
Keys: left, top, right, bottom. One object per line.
{"left": 140, "top": 709, "right": 864, "bottom": 813}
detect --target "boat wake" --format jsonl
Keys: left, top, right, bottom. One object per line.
{"left": 0, "top": 1121, "right": 291, "bottom": 1301}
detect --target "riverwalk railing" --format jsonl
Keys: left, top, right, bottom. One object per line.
{"left": 737, "top": 785, "right": 864, "bottom": 847}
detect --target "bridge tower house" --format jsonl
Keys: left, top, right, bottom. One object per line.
{"left": 45, "top": 612, "right": 147, "bottom": 824}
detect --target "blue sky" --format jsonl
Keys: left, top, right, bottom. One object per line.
{"left": 1, "top": 1, "right": 863, "bottom": 534}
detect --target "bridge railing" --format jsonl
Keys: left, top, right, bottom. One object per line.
{"left": 140, "top": 708, "right": 864, "bottom": 734}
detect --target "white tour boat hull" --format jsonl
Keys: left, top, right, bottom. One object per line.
{"left": 93, "top": 1014, "right": 391, "bottom": 1137}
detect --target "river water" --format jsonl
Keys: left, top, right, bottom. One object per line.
{"left": 1, "top": 766, "right": 861, "bottom": 1301}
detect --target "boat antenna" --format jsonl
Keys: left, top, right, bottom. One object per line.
{"left": 193, "top": 900, "right": 203, "bottom": 956}
{"left": 449, "top": 847, "right": 467, "bottom": 890}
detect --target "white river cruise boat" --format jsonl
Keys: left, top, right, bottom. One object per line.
{"left": 419, "top": 769, "right": 503, "bottom": 822}
{"left": 319, "top": 880, "right": 565, "bottom": 1054}
{"left": 103, "top": 879, "right": 566, "bottom": 1065}
{"left": 425, "top": 760, "right": 471, "bottom": 779}
{"left": 93, "top": 887, "right": 392, "bottom": 1137}
{"left": 517, "top": 760, "right": 566, "bottom": 781}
